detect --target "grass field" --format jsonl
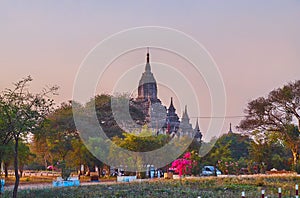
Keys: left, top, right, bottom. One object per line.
{"left": 1, "top": 175, "right": 300, "bottom": 198}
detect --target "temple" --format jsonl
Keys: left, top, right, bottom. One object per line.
{"left": 132, "top": 49, "right": 202, "bottom": 140}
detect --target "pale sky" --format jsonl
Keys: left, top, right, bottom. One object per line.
{"left": 1, "top": 1, "right": 300, "bottom": 140}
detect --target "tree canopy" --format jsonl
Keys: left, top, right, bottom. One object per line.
{"left": 239, "top": 80, "right": 300, "bottom": 170}
{"left": 0, "top": 76, "right": 58, "bottom": 197}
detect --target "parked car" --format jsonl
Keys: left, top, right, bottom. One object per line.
{"left": 201, "top": 166, "right": 222, "bottom": 176}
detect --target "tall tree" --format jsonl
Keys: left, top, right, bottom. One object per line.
{"left": 0, "top": 76, "right": 58, "bottom": 198}
{"left": 30, "top": 134, "right": 53, "bottom": 170}
{"left": 239, "top": 80, "right": 300, "bottom": 169}
{"left": 34, "top": 102, "right": 78, "bottom": 165}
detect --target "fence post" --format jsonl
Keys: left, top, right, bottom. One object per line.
{"left": 278, "top": 187, "right": 281, "bottom": 198}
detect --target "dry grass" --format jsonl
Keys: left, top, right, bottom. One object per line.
{"left": 3, "top": 176, "right": 55, "bottom": 185}
{"left": 1, "top": 175, "right": 299, "bottom": 197}
{"left": 2, "top": 175, "right": 116, "bottom": 185}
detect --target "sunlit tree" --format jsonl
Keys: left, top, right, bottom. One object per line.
{"left": 0, "top": 76, "right": 58, "bottom": 197}
{"left": 239, "top": 80, "right": 300, "bottom": 169}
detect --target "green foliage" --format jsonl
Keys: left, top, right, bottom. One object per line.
{"left": 190, "top": 150, "right": 201, "bottom": 176}
{"left": 0, "top": 76, "right": 58, "bottom": 197}
{"left": 239, "top": 80, "right": 300, "bottom": 169}
{"left": 0, "top": 142, "right": 14, "bottom": 166}
{"left": 248, "top": 132, "right": 291, "bottom": 172}
{"left": 106, "top": 127, "right": 169, "bottom": 172}
{"left": 44, "top": 102, "right": 78, "bottom": 161}
{"left": 0, "top": 76, "right": 58, "bottom": 142}
{"left": 85, "top": 94, "right": 145, "bottom": 139}
{"left": 18, "top": 142, "right": 36, "bottom": 176}
{"left": 57, "top": 161, "right": 72, "bottom": 181}
{"left": 33, "top": 101, "right": 105, "bottom": 172}
{"left": 202, "top": 133, "right": 251, "bottom": 169}
{"left": 112, "top": 129, "right": 168, "bottom": 152}
{"left": 217, "top": 160, "right": 239, "bottom": 175}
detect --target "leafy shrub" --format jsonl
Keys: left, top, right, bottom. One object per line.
{"left": 57, "top": 160, "right": 72, "bottom": 181}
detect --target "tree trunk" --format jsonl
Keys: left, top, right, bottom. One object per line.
{"left": 19, "top": 166, "right": 23, "bottom": 178}
{"left": 4, "top": 162, "right": 8, "bottom": 178}
{"left": 291, "top": 148, "right": 298, "bottom": 171}
{"left": 13, "top": 137, "right": 19, "bottom": 198}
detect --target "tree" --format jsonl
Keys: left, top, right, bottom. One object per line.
{"left": 85, "top": 94, "right": 145, "bottom": 139}
{"left": 0, "top": 97, "right": 14, "bottom": 174}
{"left": 202, "top": 133, "right": 251, "bottom": 166}
{"left": 30, "top": 133, "right": 53, "bottom": 170}
{"left": 33, "top": 101, "right": 104, "bottom": 174}
{"left": 0, "top": 142, "right": 14, "bottom": 177}
{"left": 239, "top": 80, "right": 300, "bottom": 170}
{"left": 103, "top": 126, "right": 169, "bottom": 176}
{"left": 247, "top": 130, "right": 291, "bottom": 172}
{"left": 32, "top": 102, "right": 74, "bottom": 170}
{"left": 34, "top": 102, "right": 78, "bottom": 166}
{"left": 0, "top": 141, "right": 33, "bottom": 178}
{"left": 67, "top": 138, "right": 103, "bottom": 175}
{"left": 203, "top": 139, "right": 232, "bottom": 166}
{"left": 0, "top": 76, "right": 58, "bottom": 198}
{"left": 18, "top": 142, "right": 35, "bottom": 177}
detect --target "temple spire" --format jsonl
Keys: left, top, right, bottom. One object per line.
{"left": 170, "top": 97, "right": 174, "bottom": 108}
{"left": 168, "top": 97, "right": 176, "bottom": 113}
{"left": 194, "top": 118, "right": 202, "bottom": 142}
{"left": 228, "top": 123, "right": 233, "bottom": 134}
{"left": 145, "top": 48, "right": 151, "bottom": 72}
{"left": 195, "top": 118, "right": 200, "bottom": 131}
{"left": 181, "top": 105, "right": 189, "bottom": 122}
{"left": 146, "top": 47, "right": 150, "bottom": 63}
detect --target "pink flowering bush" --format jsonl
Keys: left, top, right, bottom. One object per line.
{"left": 183, "top": 152, "right": 191, "bottom": 159}
{"left": 171, "top": 152, "right": 192, "bottom": 177}
{"left": 217, "top": 160, "right": 239, "bottom": 175}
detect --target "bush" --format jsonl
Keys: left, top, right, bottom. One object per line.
{"left": 57, "top": 161, "right": 72, "bottom": 181}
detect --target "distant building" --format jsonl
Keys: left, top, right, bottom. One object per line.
{"left": 131, "top": 50, "right": 202, "bottom": 141}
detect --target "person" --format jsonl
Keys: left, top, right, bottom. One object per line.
{"left": 78, "top": 170, "right": 81, "bottom": 179}
{"left": 157, "top": 169, "right": 161, "bottom": 178}
{"left": 102, "top": 169, "right": 106, "bottom": 177}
